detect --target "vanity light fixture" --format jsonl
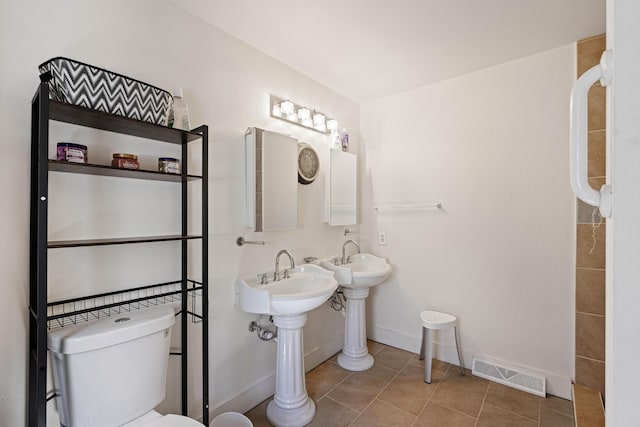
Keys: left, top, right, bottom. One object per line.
{"left": 270, "top": 95, "right": 336, "bottom": 135}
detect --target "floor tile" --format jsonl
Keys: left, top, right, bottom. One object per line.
{"left": 378, "top": 363, "right": 440, "bottom": 415}
{"left": 305, "top": 360, "right": 351, "bottom": 400}
{"left": 368, "top": 339, "right": 385, "bottom": 355}
{"left": 541, "top": 395, "right": 574, "bottom": 417}
{"left": 409, "top": 354, "right": 451, "bottom": 374}
{"left": 484, "top": 382, "right": 541, "bottom": 421}
{"left": 575, "top": 356, "right": 605, "bottom": 394}
{"left": 476, "top": 403, "right": 538, "bottom": 427}
{"left": 374, "top": 345, "right": 413, "bottom": 371}
{"left": 431, "top": 368, "right": 489, "bottom": 417}
{"left": 307, "top": 396, "right": 359, "bottom": 427}
{"left": 539, "top": 406, "right": 575, "bottom": 427}
{"left": 327, "top": 364, "right": 397, "bottom": 411}
{"left": 243, "top": 398, "right": 271, "bottom": 427}
{"left": 414, "top": 401, "right": 477, "bottom": 427}
{"left": 573, "top": 384, "right": 605, "bottom": 427}
{"left": 351, "top": 399, "right": 416, "bottom": 427}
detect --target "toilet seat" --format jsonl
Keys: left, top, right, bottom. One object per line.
{"left": 123, "top": 411, "right": 203, "bottom": 427}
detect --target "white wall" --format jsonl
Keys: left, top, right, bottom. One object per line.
{"left": 0, "top": 1, "right": 358, "bottom": 424}
{"left": 359, "top": 45, "right": 577, "bottom": 398}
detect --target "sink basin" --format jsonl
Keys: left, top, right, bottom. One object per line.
{"left": 236, "top": 264, "right": 338, "bottom": 316}
{"left": 321, "top": 253, "right": 392, "bottom": 289}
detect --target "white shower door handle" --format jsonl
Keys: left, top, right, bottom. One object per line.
{"left": 569, "top": 50, "right": 613, "bottom": 217}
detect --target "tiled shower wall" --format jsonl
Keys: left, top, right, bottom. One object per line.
{"left": 575, "top": 35, "right": 606, "bottom": 395}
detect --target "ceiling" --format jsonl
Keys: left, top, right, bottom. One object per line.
{"left": 172, "top": 0, "right": 606, "bottom": 103}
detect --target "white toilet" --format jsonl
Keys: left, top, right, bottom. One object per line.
{"left": 48, "top": 305, "right": 203, "bottom": 427}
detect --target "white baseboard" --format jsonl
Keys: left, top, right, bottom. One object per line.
{"left": 210, "top": 332, "right": 344, "bottom": 419}
{"left": 210, "top": 373, "right": 275, "bottom": 420}
{"left": 367, "top": 324, "right": 572, "bottom": 400}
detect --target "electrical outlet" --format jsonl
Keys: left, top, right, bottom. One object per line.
{"left": 378, "top": 231, "right": 387, "bottom": 245}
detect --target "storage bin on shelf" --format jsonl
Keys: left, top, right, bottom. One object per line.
{"left": 38, "top": 57, "right": 173, "bottom": 125}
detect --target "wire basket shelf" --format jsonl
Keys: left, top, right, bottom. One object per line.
{"left": 46, "top": 280, "right": 203, "bottom": 330}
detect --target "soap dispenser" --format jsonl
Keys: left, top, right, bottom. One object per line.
{"left": 171, "top": 87, "right": 191, "bottom": 130}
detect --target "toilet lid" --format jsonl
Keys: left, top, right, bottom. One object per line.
{"left": 145, "top": 414, "right": 203, "bottom": 426}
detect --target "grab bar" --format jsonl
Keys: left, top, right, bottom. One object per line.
{"left": 569, "top": 50, "right": 613, "bottom": 217}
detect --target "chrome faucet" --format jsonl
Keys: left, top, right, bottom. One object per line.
{"left": 342, "top": 239, "right": 361, "bottom": 264}
{"left": 274, "top": 249, "right": 295, "bottom": 281}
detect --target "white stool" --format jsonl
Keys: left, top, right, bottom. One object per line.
{"left": 419, "top": 310, "right": 465, "bottom": 383}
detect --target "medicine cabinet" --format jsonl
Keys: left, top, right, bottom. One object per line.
{"left": 329, "top": 149, "right": 357, "bottom": 225}
{"left": 245, "top": 127, "right": 298, "bottom": 232}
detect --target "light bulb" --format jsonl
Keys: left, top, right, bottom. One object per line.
{"left": 297, "top": 107, "right": 311, "bottom": 121}
{"left": 272, "top": 104, "right": 281, "bottom": 117}
{"left": 301, "top": 117, "right": 313, "bottom": 127}
{"left": 315, "top": 123, "right": 327, "bottom": 132}
{"left": 280, "top": 100, "right": 294, "bottom": 115}
{"left": 327, "top": 119, "right": 338, "bottom": 132}
{"left": 313, "top": 112, "right": 325, "bottom": 127}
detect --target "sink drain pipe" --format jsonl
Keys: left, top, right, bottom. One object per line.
{"left": 249, "top": 315, "right": 278, "bottom": 342}
{"left": 330, "top": 287, "right": 346, "bottom": 316}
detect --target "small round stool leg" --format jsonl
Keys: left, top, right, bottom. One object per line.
{"left": 419, "top": 326, "right": 426, "bottom": 360}
{"left": 454, "top": 326, "right": 465, "bottom": 376}
{"left": 423, "top": 328, "right": 433, "bottom": 384}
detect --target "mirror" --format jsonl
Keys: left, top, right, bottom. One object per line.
{"left": 329, "top": 149, "right": 357, "bottom": 225}
{"left": 245, "top": 127, "right": 298, "bottom": 232}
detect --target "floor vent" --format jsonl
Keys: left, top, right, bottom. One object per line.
{"left": 472, "top": 358, "right": 546, "bottom": 397}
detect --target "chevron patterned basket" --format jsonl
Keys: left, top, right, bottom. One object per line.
{"left": 39, "top": 57, "right": 173, "bottom": 126}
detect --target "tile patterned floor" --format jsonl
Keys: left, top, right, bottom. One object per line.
{"left": 244, "top": 341, "right": 575, "bottom": 427}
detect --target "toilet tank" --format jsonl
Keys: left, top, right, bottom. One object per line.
{"left": 48, "top": 305, "right": 176, "bottom": 427}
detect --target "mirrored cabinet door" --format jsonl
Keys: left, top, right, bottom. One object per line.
{"left": 246, "top": 127, "right": 298, "bottom": 232}
{"left": 330, "top": 149, "right": 357, "bottom": 225}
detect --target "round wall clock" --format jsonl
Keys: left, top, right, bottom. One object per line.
{"left": 298, "top": 142, "right": 320, "bottom": 185}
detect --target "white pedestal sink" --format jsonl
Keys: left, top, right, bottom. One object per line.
{"left": 236, "top": 264, "right": 338, "bottom": 427}
{"left": 320, "top": 253, "right": 392, "bottom": 371}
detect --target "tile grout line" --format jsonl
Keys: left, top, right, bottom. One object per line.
{"left": 473, "top": 377, "right": 491, "bottom": 427}
{"left": 345, "top": 343, "right": 389, "bottom": 427}
{"left": 471, "top": 381, "right": 543, "bottom": 424}
{"left": 318, "top": 366, "right": 354, "bottom": 402}
{"left": 415, "top": 364, "right": 488, "bottom": 422}
{"left": 575, "top": 267, "right": 606, "bottom": 272}
{"left": 540, "top": 402, "right": 576, "bottom": 420}
{"left": 348, "top": 353, "right": 414, "bottom": 427}
{"left": 410, "top": 364, "right": 450, "bottom": 427}
{"left": 575, "top": 354, "right": 606, "bottom": 363}
{"left": 322, "top": 394, "right": 362, "bottom": 416}
{"left": 482, "top": 402, "right": 541, "bottom": 424}
{"left": 575, "top": 311, "right": 606, "bottom": 318}
{"left": 538, "top": 397, "right": 542, "bottom": 427}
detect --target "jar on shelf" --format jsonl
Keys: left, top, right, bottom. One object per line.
{"left": 158, "top": 157, "right": 180, "bottom": 174}
{"left": 57, "top": 142, "right": 87, "bottom": 164}
{"left": 111, "top": 153, "right": 140, "bottom": 170}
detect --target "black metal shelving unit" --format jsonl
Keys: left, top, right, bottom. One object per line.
{"left": 28, "top": 82, "right": 209, "bottom": 426}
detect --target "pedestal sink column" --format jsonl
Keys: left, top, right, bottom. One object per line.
{"left": 338, "top": 287, "right": 374, "bottom": 371}
{"left": 267, "top": 313, "right": 315, "bottom": 427}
